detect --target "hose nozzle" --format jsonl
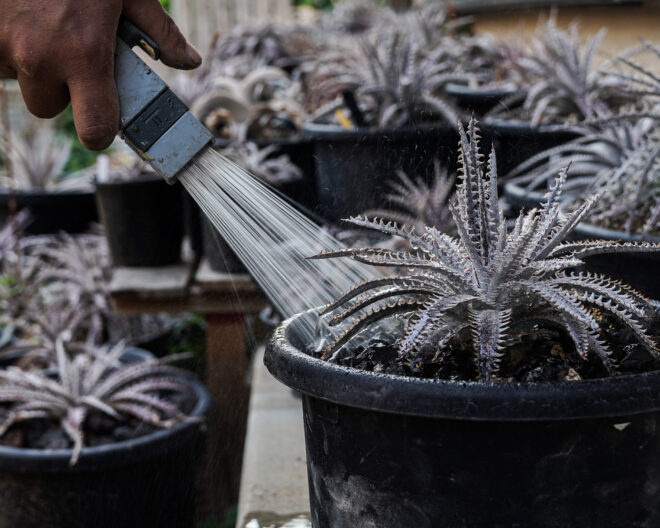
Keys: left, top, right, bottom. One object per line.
{"left": 115, "top": 18, "right": 212, "bottom": 184}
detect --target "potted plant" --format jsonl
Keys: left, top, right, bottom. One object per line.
{"left": 94, "top": 157, "right": 184, "bottom": 267}
{"left": 334, "top": 158, "right": 456, "bottom": 251}
{"left": 0, "top": 224, "right": 176, "bottom": 368}
{"left": 0, "top": 340, "right": 210, "bottom": 528}
{"left": 265, "top": 119, "right": 660, "bottom": 527}
{"left": 503, "top": 116, "right": 656, "bottom": 209}
{"left": 483, "top": 17, "right": 629, "bottom": 176}
{"left": 304, "top": 26, "right": 465, "bottom": 220}
{"left": 569, "top": 127, "right": 660, "bottom": 298}
{"left": 0, "top": 125, "right": 98, "bottom": 234}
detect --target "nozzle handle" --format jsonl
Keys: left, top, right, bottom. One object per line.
{"left": 117, "top": 17, "right": 160, "bottom": 61}
{"left": 114, "top": 19, "right": 213, "bottom": 184}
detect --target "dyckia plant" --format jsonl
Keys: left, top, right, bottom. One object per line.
{"left": 309, "top": 32, "right": 465, "bottom": 129}
{"left": 0, "top": 341, "right": 197, "bottom": 465}
{"left": 489, "top": 18, "right": 626, "bottom": 125}
{"left": 363, "top": 161, "right": 455, "bottom": 236}
{"left": 584, "top": 130, "right": 660, "bottom": 237}
{"left": 311, "top": 119, "right": 659, "bottom": 380}
{"left": 507, "top": 117, "right": 657, "bottom": 192}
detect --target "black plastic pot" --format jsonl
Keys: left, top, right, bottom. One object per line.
{"left": 572, "top": 223, "right": 660, "bottom": 300}
{"left": 95, "top": 176, "right": 184, "bottom": 267}
{"left": 482, "top": 119, "right": 583, "bottom": 178}
{"left": 303, "top": 123, "right": 459, "bottom": 221}
{"left": 0, "top": 376, "right": 210, "bottom": 528}
{"left": 503, "top": 180, "right": 548, "bottom": 211}
{"left": 444, "top": 83, "right": 525, "bottom": 117}
{"left": 0, "top": 189, "right": 98, "bottom": 235}
{"left": 265, "top": 310, "right": 660, "bottom": 528}
{"left": 202, "top": 217, "right": 246, "bottom": 273}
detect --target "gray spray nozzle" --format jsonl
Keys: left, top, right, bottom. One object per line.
{"left": 114, "top": 19, "right": 212, "bottom": 184}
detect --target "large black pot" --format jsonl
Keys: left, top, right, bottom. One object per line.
{"left": 95, "top": 176, "right": 184, "bottom": 267}
{"left": 572, "top": 223, "right": 660, "bottom": 300}
{"left": 0, "top": 377, "right": 211, "bottom": 528}
{"left": 303, "top": 123, "right": 459, "bottom": 221}
{"left": 482, "top": 119, "right": 582, "bottom": 178}
{"left": 503, "top": 180, "right": 548, "bottom": 212}
{"left": 0, "top": 189, "right": 98, "bottom": 235}
{"left": 265, "top": 310, "right": 660, "bottom": 528}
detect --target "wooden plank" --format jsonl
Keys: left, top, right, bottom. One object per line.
{"left": 109, "top": 265, "right": 192, "bottom": 299}
{"left": 112, "top": 290, "right": 267, "bottom": 315}
{"left": 195, "top": 259, "right": 260, "bottom": 294}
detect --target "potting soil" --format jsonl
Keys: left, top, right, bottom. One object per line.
{"left": 307, "top": 313, "right": 660, "bottom": 382}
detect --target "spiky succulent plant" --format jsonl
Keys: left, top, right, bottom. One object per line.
{"left": 582, "top": 130, "right": 660, "bottom": 237}
{"left": 0, "top": 341, "right": 198, "bottom": 465}
{"left": 363, "top": 161, "right": 456, "bottom": 236}
{"left": 310, "top": 119, "right": 659, "bottom": 380}
{"left": 309, "top": 32, "right": 466, "bottom": 129}
{"left": 204, "top": 24, "right": 319, "bottom": 74}
{"left": 606, "top": 40, "right": 660, "bottom": 110}
{"left": 507, "top": 117, "right": 657, "bottom": 192}
{"left": 0, "top": 126, "right": 83, "bottom": 191}
{"left": 488, "top": 18, "right": 627, "bottom": 125}
{"left": 1, "top": 230, "right": 173, "bottom": 367}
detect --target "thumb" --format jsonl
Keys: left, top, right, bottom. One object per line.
{"left": 123, "top": 0, "right": 202, "bottom": 70}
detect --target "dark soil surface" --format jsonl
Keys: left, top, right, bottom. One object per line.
{"left": 0, "top": 391, "right": 196, "bottom": 452}
{"left": 307, "top": 314, "right": 660, "bottom": 383}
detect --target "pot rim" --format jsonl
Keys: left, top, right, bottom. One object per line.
{"left": 302, "top": 121, "right": 455, "bottom": 141}
{"left": 481, "top": 117, "right": 587, "bottom": 135}
{"left": 574, "top": 222, "right": 660, "bottom": 244}
{"left": 502, "top": 181, "right": 548, "bottom": 209}
{"left": 93, "top": 173, "right": 164, "bottom": 188}
{"left": 265, "top": 309, "right": 660, "bottom": 422}
{"left": 444, "top": 82, "right": 525, "bottom": 99}
{"left": 0, "top": 188, "right": 94, "bottom": 199}
{"left": 0, "top": 375, "right": 210, "bottom": 472}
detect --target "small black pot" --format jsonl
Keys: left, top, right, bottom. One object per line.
{"left": 444, "top": 83, "right": 525, "bottom": 117}
{"left": 572, "top": 223, "right": 660, "bottom": 300}
{"left": 483, "top": 119, "right": 582, "bottom": 178}
{"left": 0, "top": 377, "right": 211, "bottom": 528}
{"left": 95, "top": 176, "right": 184, "bottom": 267}
{"left": 266, "top": 310, "right": 660, "bottom": 528}
{"left": 0, "top": 189, "right": 98, "bottom": 235}
{"left": 303, "top": 123, "right": 459, "bottom": 221}
{"left": 202, "top": 217, "right": 246, "bottom": 273}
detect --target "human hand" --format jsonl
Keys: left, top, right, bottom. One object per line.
{"left": 0, "top": 0, "right": 201, "bottom": 150}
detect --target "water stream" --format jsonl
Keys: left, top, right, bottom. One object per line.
{"left": 179, "top": 148, "right": 375, "bottom": 340}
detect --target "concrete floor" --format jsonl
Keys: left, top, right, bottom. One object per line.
{"left": 236, "top": 348, "right": 311, "bottom": 528}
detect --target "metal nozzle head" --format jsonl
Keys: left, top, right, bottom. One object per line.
{"left": 114, "top": 26, "right": 212, "bottom": 184}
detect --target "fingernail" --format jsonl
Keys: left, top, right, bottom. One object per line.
{"left": 186, "top": 44, "right": 202, "bottom": 67}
